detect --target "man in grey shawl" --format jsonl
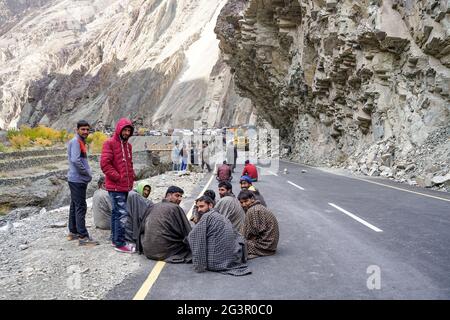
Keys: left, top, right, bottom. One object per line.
{"left": 216, "top": 181, "right": 245, "bottom": 233}
{"left": 93, "top": 176, "right": 112, "bottom": 230}
{"left": 188, "top": 196, "right": 251, "bottom": 276}
{"left": 138, "top": 186, "right": 192, "bottom": 263}
{"left": 125, "top": 189, "right": 153, "bottom": 245}
{"left": 238, "top": 190, "right": 279, "bottom": 259}
{"left": 93, "top": 177, "right": 153, "bottom": 247}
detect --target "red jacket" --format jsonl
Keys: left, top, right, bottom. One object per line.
{"left": 242, "top": 163, "right": 258, "bottom": 180}
{"left": 217, "top": 164, "right": 232, "bottom": 182}
{"left": 100, "top": 118, "right": 135, "bottom": 192}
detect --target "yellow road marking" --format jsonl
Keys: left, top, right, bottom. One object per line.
{"left": 281, "top": 159, "right": 450, "bottom": 203}
{"left": 132, "top": 169, "right": 216, "bottom": 300}
{"left": 132, "top": 261, "right": 166, "bottom": 300}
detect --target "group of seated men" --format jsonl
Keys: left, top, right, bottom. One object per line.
{"left": 92, "top": 170, "right": 279, "bottom": 276}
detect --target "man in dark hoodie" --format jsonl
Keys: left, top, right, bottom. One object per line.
{"left": 101, "top": 118, "right": 136, "bottom": 254}
{"left": 67, "top": 120, "right": 99, "bottom": 246}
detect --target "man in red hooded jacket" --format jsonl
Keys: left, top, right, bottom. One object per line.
{"left": 101, "top": 118, "right": 136, "bottom": 253}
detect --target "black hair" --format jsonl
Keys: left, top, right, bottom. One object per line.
{"left": 97, "top": 176, "right": 105, "bottom": 188}
{"left": 223, "top": 160, "right": 227, "bottom": 164}
{"left": 218, "top": 181, "right": 232, "bottom": 191}
{"left": 203, "top": 190, "right": 216, "bottom": 202}
{"left": 238, "top": 190, "right": 255, "bottom": 201}
{"left": 195, "top": 195, "right": 215, "bottom": 206}
{"left": 77, "top": 120, "right": 90, "bottom": 129}
{"left": 245, "top": 160, "right": 250, "bottom": 165}
{"left": 165, "top": 186, "right": 184, "bottom": 196}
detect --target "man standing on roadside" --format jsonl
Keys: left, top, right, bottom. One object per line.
{"left": 67, "top": 120, "right": 99, "bottom": 246}
{"left": 101, "top": 118, "right": 136, "bottom": 253}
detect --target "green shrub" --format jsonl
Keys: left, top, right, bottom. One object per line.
{"left": 7, "top": 128, "right": 20, "bottom": 140}
{"left": 21, "top": 125, "right": 60, "bottom": 142}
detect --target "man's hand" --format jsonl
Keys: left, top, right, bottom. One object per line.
{"left": 190, "top": 216, "right": 199, "bottom": 224}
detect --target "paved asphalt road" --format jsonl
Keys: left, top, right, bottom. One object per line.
{"left": 107, "top": 160, "right": 450, "bottom": 300}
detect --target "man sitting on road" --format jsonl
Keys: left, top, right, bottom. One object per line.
{"left": 239, "top": 175, "right": 267, "bottom": 207}
{"left": 203, "top": 190, "right": 216, "bottom": 203}
{"left": 216, "top": 160, "right": 232, "bottom": 183}
{"left": 93, "top": 178, "right": 153, "bottom": 248}
{"left": 125, "top": 181, "right": 154, "bottom": 246}
{"left": 93, "top": 176, "right": 112, "bottom": 230}
{"left": 191, "top": 189, "right": 216, "bottom": 224}
{"left": 136, "top": 180, "right": 152, "bottom": 199}
{"left": 188, "top": 196, "right": 251, "bottom": 276}
{"left": 242, "top": 160, "right": 258, "bottom": 182}
{"left": 215, "top": 181, "right": 245, "bottom": 233}
{"left": 138, "top": 186, "right": 192, "bottom": 263}
{"left": 238, "top": 190, "right": 279, "bottom": 259}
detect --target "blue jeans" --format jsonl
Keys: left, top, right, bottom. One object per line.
{"left": 108, "top": 192, "right": 129, "bottom": 247}
{"left": 68, "top": 182, "right": 89, "bottom": 238}
{"left": 181, "top": 159, "right": 188, "bottom": 171}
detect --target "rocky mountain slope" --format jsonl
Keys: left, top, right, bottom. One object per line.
{"left": 0, "top": 0, "right": 254, "bottom": 131}
{"left": 215, "top": 0, "right": 449, "bottom": 187}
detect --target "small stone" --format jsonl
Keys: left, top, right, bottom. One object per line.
{"left": 19, "top": 245, "right": 29, "bottom": 251}
{"left": 49, "top": 221, "right": 67, "bottom": 228}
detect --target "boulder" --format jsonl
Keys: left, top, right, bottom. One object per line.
{"left": 431, "top": 174, "right": 450, "bottom": 186}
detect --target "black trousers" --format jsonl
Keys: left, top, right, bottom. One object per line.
{"left": 68, "top": 182, "right": 89, "bottom": 238}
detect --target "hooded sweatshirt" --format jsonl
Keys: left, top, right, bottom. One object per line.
{"left": 100, "top": 118, "right": 135, "bottom": 192}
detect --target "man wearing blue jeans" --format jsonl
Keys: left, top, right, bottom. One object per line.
{"left": 100, "top": 118, "right": 136, "bottom": 253}
{"left": 67, "top": 120, "right": 99, "bottom": 246}
{"left": 109, "top": 192, "right": 128, "bottom": 247}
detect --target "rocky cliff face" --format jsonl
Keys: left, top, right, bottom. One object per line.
{"left": 215, "top": 0, "right": 450, "bottom": 187}
{"left": 0, "top": 0, "right": 254, "bottom": 131}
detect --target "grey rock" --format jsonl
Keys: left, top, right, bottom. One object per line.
{"left": 431, "top": 174, "right": 450, "bottom": 186}
{"left": 48, "top": 222, "right": 67, "bottom": 228}
{"left": 215, "top": 0, "right": 449, "bottom": 190}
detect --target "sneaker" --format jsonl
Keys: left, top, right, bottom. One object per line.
{"left": 78, "top": 237, "right": 100, "bottom": 247}
{"left": 111, "top": 242, "right": 115, "bottom": 247}
{"left": 114, "top": 244, "right": 136, "bottom": 254}
{"left": 67, "top": 233, "right": 79, "bottom": 241}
